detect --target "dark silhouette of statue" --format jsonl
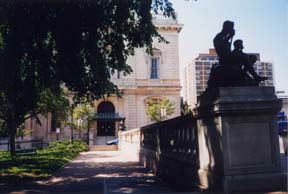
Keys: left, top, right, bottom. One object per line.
{"left": 207, "top": 21, "right": 268, "bottom": 89}
{"left": 213, "top": 20, "right": 235, "bottom": 66}
{"left": 230, "top": 39, "right": 267, "bottom": 85}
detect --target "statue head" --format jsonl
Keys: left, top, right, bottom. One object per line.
{"left": 222, "top": 20, "right": 234, "bottom": 34}
{"left": 234, "top": 39, "right": 244, "bottom": 50}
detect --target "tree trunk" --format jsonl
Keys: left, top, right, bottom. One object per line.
{"left": 8, "top": 121, "right": 17, "bottom": 156}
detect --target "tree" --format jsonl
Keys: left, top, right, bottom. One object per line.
{"left": 0, "top": 87, "right": 70, "bottom": 155}
{"left": 71, "top": 102, "right": 93, "bottom": 140}
{"left": 37, "top": 88, "right": 71, "bottom": 126}
{"left": 0, "top": 119, "right": 7, "bottom": 137}
{"left": 0, "top": 1, "right": 177, "bottom": 155}
{"left": 146, "top": 97, "right": 176, "bottom": 122}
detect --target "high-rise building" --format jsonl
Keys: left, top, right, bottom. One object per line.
{"left": 182, "top": 49, "right": 275, "bottom": 108}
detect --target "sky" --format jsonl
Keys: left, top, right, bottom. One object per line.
{"left": 170, "top": 0, "right": 288, "bottom": 94}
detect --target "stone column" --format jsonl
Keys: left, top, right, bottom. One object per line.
{"left": 194, "top": 87, "right": 286, "bottom": 193}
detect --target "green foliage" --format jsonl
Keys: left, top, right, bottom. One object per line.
{"left": 37, "top": 88, "right": 70, "bottom": 124}
{"left": 65, "top": 102, "right": 93, "bottom": 137}
{"left": 0, "top": 0, "right": 176, "bottom": 103}
{"left": 73, "top": 103, "right": 93, "bottom": 122}
{"left": 0, "top": 140, "right": 88, "bottom": 179}
{"left": 0, "top": 88, "right": 70, "bottom": 139}
{"left": 0, "top": 0, "right": 177, "bottom": 154}
{"left": 145, "top": 97, "right": 175, "bottom": 122}
{"left": 43, "top": 139, "right": 88, "bottom": 155}
{"left": 15, "top": 124, "right": 32, "bottom": 138}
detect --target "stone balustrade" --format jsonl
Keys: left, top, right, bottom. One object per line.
{"left": 118, "top": 115, "right": 198, "bottom": 189}
{"left": 118, "top": 87, "right": 286, "bottom": 193}
{"left": 118, "top": 128, "right": 141, "bottom": 159}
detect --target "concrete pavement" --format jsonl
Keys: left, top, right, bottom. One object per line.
{"left": 2, "top": 150, "right": 287, "bottom": 194}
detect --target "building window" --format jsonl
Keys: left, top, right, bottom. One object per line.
{"left": 150, "top": 58, "right": 159, "bottom": 79}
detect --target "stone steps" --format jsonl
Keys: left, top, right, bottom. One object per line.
{"left": 89, "top": 145, "right": 118, "bottom": 151}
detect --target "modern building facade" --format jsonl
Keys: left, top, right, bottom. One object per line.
{"left": 182, "top": 48, "right": 275, "bottom": 108}
{"left": 25, "top": 15, "right": 183, "bottom": 145}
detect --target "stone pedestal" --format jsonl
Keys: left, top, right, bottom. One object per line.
{"left": 194, "top": 87, "right": 286, "bottom": 193}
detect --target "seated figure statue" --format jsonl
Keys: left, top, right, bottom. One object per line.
{"left": 213, "top": 20, "right": 235, "bottom": 66}
{"left": 207, "top": 20, "right": 235, "bottom": 88}
{"left": 230, "top": 39, "right": 267, "bottom": 86}
{"left": 207, "top": 21, "right": 267, "bottom": 89}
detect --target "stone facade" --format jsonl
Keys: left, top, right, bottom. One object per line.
{"left": 90, "top": 15, "right": 183, "bottom": 144}
{"left": 25, "top": 15, "right": 183, "bottom": 144}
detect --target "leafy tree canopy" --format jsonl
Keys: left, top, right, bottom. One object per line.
{"left": 72, "top": 102, "right": 93, "bottom": 130}
{"left": 146, "top": 97, "right": 175, "bottom": 122}
{"left": 0, "top": 0, "right": 176, "bottom": 102}
{"left": 0, "top": 0, "right": 177, "bottom": 154}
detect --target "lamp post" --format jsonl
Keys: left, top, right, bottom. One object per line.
{"left": 87, "top": 118, "right": 90, "bottom": 145}
{"left": 69, "top": 98, "right": 74, "bottom": 143}
{"left": 160, "top": 108, "right": 166, "bottom": 121}
{"left": 56, "top": 128, "right": 60, "bottom": 141}
{"left": 77, "top": 118, "right": 83, "bottom": 140}
{"left": 77, "top": 118, "right": 83, "bottom": 127}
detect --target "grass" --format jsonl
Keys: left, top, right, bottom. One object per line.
{"left": 0, "top": 139, "right": 88, "bottom": 181}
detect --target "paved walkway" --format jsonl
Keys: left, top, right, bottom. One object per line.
{"left": 3, "top": 151, "right": 287, "bottom": 194}
{"left": 4, "top": 150, "right": 178, "bottom": 194}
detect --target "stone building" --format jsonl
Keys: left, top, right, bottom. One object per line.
{"left": 25, "top": 15, "right": 183, "bottom": 145}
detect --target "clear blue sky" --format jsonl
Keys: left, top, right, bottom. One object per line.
{"left": 170, "top": 0, "right": 288, "bottom": 94}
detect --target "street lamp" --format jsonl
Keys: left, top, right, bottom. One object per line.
{"left": 87, "top": 117, "right": 90, "bottom": 145}
{"left": 77, "top": 118, "right": 83, "bottom": 127}
{"left": 56, "top": 128, "right": 60, "bottom": 141}
{"left": 69, "top": 98, "right": 74, "bottom": 143}
{"left": 77, "top": 118, "right": 83, "bottom": 140}
{"left": 160, "top": 108, "right": 166, "bottom": 121}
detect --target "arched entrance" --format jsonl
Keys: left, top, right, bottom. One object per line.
{"left": 97, "top": 101, "right": 116, "bottom": 136}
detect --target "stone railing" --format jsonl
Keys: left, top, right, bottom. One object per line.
{"left": 139, "top": 115, "right": 198, "bottom": 189}
{"left": 118, "top": 87, "right": 286, "bottom": 193}
{"left": 118, "top": 115, "right": 198, "bottom": 189}
{"left": 118, "top": 128, "right": 141, "bottom": 160}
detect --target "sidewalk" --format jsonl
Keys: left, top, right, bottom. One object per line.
{"left": 3, "top": 151, "right": 287, "bottom": 194}
{"left": 4, "top": 150, "right": 177, "bottom": 194}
